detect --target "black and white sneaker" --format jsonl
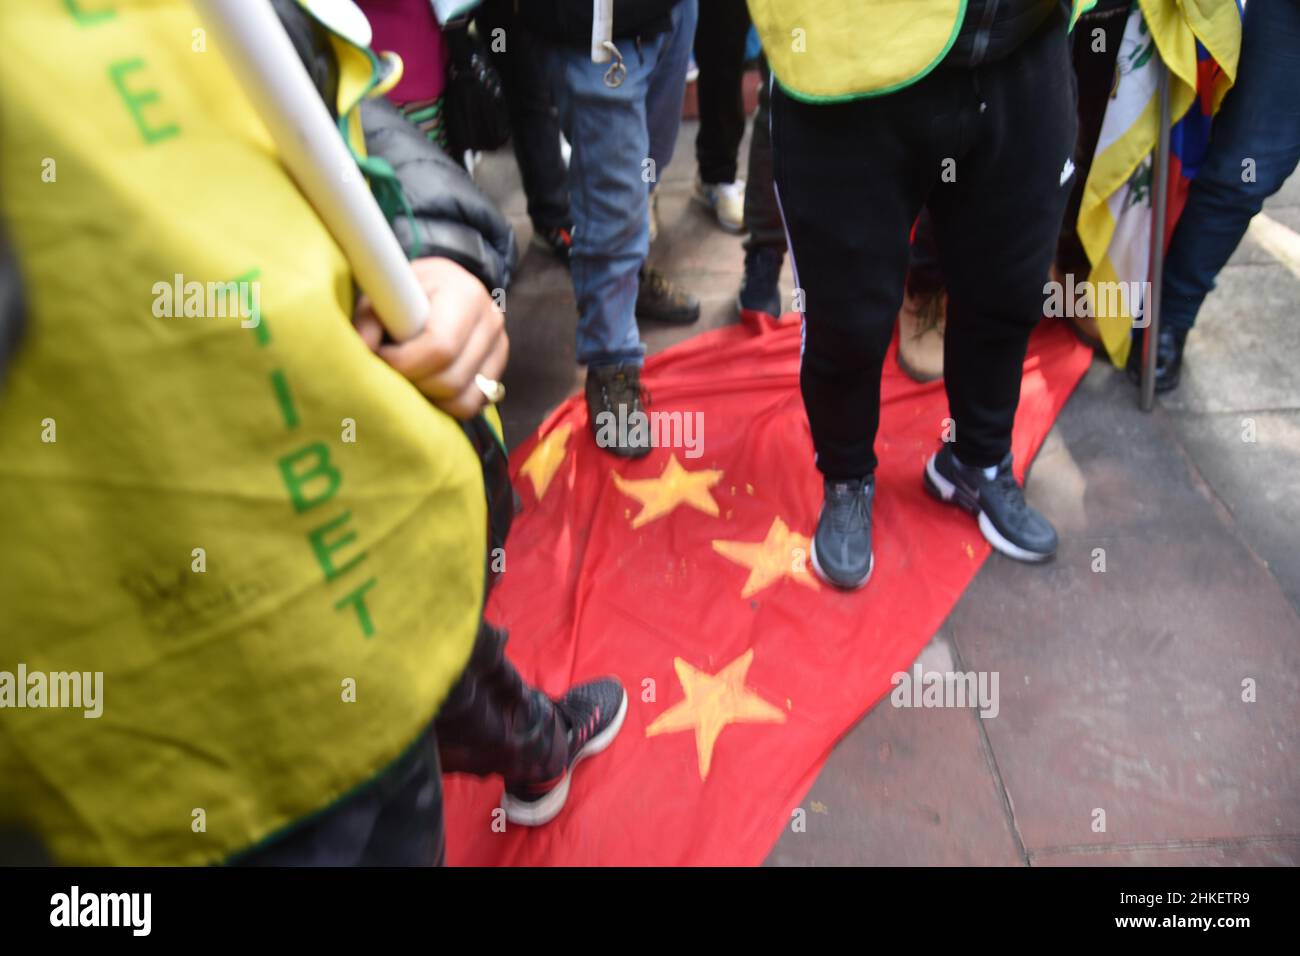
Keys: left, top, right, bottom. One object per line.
{"left": 810, "top": 477, "right": 875, "bottom": 590}
{"left": 500, "top": 678, "right": 628, "bottom": 827}
{"left": 923, "top": 445, "right": 1057, "bottom": 563}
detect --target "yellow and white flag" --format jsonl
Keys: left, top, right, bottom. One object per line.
{"left": 1076, "top": 0, "right": 1240, "bottom": 365}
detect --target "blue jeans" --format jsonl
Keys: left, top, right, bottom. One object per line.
{"left": 1162, "top": 0, "right": 1300, "bottom": 332}
{"left": 542, "top": 0, "right": 697, "bottom": 368}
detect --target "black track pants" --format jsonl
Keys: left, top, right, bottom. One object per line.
{"left": 772, "top": 12, "right": 1077, "bottom": 477}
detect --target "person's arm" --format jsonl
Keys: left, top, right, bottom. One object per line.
{"left": 271, "top": 0, "right": 516, "bottom": 419}
{"left": 358, "top": 96, "right": 517, "bottom": 292}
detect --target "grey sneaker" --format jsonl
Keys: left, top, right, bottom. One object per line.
{"left": 811, "top": 477, "right": 875, "bottom": 590}
{"left": 923, "top": 445, "right": 1057, "bottom": 562}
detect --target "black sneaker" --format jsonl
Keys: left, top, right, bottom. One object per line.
{"left": 585, "top": 364, "right": 651, "bottom": 458}
{"left": 531, "top": 224, "right": 573, "bottom": 264}
{"left": 924, "top": 445, "right": 1057, "bottom": 562}
{"left": 636, "top": 267, "right": 700, "bottom": 325}
{"left": 501, "top": 678, "right": 628, "bottom": 827}
{"left": 811, "top": 477, "right": 875, "bottom": 590}
{"left": 737, "top": 245, "right": 784, "bottom": 317}
{"left": 1125, "top": 323, "right": 1187, "bottom": 393}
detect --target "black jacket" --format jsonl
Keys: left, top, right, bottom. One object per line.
{"left": 520, "top": 0, "right": 679, "bottom": 47}
{"left": 272, "top": 0, "right": 516, "bottom": 292}
{"left": 945, "top": 0, "right": 1066, "bottom": 68}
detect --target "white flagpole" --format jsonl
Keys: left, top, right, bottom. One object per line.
{"left": 194, "top": 0, "right": 429, "bottom": 341}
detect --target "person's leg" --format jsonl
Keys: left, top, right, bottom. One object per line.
{"left": 232, "top": 720, "right": 446, "bottom": 866}
{"left": 928, "top": 15, "right": 1076, "bottom": 471}
{"left": 646, "top": 0, "right": 699, "bottom": 190}
{"left": 742, "top": 57, "right": 783, "bottom": 253}
{"left": 693, "top": 0, "right": 749, "bottom": 185}
{"left": 1161, "top": 0, "right": 1300, "bottom": 334}
{"left": 476, "top": 0, "right": 571, "bottom": 243}
{"left": 921, "top": 13, "right": 1075, "bottom": 563}
{"left": 771, "top": 83, "right": 932, "bottom": 480}
{"left": 896, "top": 207, "right": 948, "bottom": 383}
{"left": 738, "top": 57, "right": 786, "bottom": 316}
{"left": 906, "top": 208, "right": 944, "bottom": 297}
{"left": 435, "top": 622, "right": 568, "bottom": 786}
{"left": 541, "top": 35, "right": 654, "bottom": 370}
{"left": 436, "top": 621, "right": 627, "bottom": 828}
{"left": 638, "top": 0, "right": 704, "bottom": 325}
{"left": 772, "top": 70, "right": 941, "bottom": 589}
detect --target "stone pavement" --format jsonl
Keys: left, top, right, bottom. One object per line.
{"left": 472, "top": 117, "right": 1300, "bottom": 867}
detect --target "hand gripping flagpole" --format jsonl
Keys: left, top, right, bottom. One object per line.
{"left": 193, "top": 0, "right": 429, "bottom": 342}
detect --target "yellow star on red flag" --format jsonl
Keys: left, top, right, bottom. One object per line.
{"left": 711, "top": 515, "right": 820, "bottom": 598}
{"left": 645, "top": 649, "right": 787, "bottom": 780}
{"left": 519, "top": 423, "right": 572, "bottom": 501}
{"left": 612, "top": 453, "right": 723, "bottom": 529}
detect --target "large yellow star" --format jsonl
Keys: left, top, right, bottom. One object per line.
{"left": 646, "top": 650, "right": 787, "bottom": 780}
{"left": 711, "top": 516, "right": 820, "bottom": 598}
{"left": 611, "top": 454, "right": 724, "bottom": 529}
{"left": 519, "top": 423, "right": 572, "bottom": 500}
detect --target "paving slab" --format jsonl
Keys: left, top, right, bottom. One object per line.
{"left": 1169, "top": 410, "right": 1300, "bottom": 613}
{"left": 949, "top": 380, "right": 1300, "bottom": 854}
{"left": 766, "top": 635, "right": 1025, "bottom": 867}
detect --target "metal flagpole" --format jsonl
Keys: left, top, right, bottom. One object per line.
{"left": 1141, "top": 57, "right": 1173, "bottom": 411}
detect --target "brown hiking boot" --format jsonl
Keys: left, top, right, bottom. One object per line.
{"left": 585, "top": 364, "right": 652, "bottom": 458}
{"left": 1051, "top": 262, "right": 1104, "bottom": 352}
{"left": 636, "top": 267, "right": 700, "bottom": 325}
{"left": 896, "top": 287, "right": 947, "bottom": 383}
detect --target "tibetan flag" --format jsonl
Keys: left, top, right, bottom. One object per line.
{"left": 1076, "top": 0, "right": 1241, "bottom": 367}
{"left": 442, "top": 313, "right": 1092, "bottom": 866}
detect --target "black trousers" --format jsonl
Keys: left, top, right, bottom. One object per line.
{"left": 743, "top": 57, "right": 785, "bottom": 252}
{"left": 476, "top": 0, "right": 570, "bottom": 233}
{"left": 693, "top": 0, "right": 751, "bottom": 185}
{"left": 773, "top": 12, "right": 1077, "bottom": 477}
{"left": 234, "top": 622, "right": 566, "bottom": 867}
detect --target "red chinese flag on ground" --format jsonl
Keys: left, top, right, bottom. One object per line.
{"left": 443, "top": 313, "right": 1091, "bottom": 865}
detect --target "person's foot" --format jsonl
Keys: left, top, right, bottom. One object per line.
{"left": 694, "top": 175, "right": 745, "bottom": 233}
{"left": 500, "top": 678, "right": 628, "bottom": 827}
{"left": 585, "top": 364, "right": 651, "bottom": 458}
{"left": 924, "top": 445, "right": 1057, "bottom": 562}
{"left": 1126, "top": 323, "right": 1188, "bottom": 393}
{"left": 811, "top": 477, "right": 875, "bottom": 590}
{"left": 636, "top": 267, "right": 700, "bottom": 325}
{"left": 896, "top": 286, "right": 947, "bottom": 383}
{"left": 531, "top": 223, "right": 573, "bottom": 263}
{"left": 737, "top": 245, "right": 784, "bottom": 317}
